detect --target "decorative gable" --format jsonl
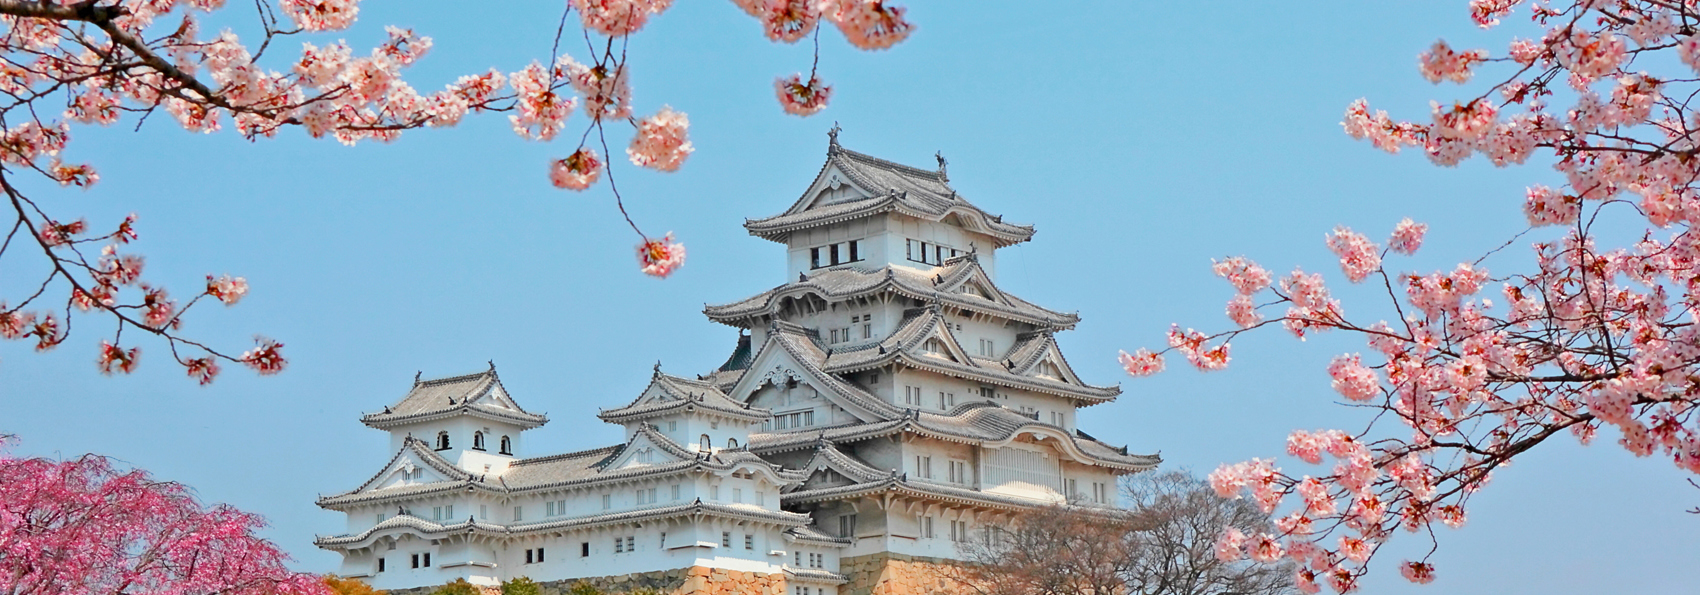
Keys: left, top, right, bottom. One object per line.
{"left": 607, "top": 427, "right": 692, "bottom": 470}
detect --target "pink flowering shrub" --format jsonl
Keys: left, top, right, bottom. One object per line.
{"left": 1123, "top": 0, "right": 1700, "bottom": 589}
{"left": 0, "top": 0, "right": 918, "bottom": 378}
{"left": 0, "top": 442, "right": 329, "bottom": 595}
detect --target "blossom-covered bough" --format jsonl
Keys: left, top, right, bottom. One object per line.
{"left": 0, "top": 0, "right": 912, "bottom": 382}
{"left": 0, "top": 438, "right": 329, "bottom": 595}
{"left": 1121, "top": 1, "right": 1700, "bottom": 592}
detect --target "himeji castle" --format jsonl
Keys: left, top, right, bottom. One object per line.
{"left": 316, "top": 132, "right": 1161, "bottom": 595}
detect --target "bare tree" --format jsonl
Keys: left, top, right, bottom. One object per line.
{"left": 958, "top": 505, "right": 1139, "bottom": 595}
{"left": 1122, "top": 471, "right": 1293, "bottom": 595}
{"left": 960, "top": 471, "right": 1292, "bottom": 595}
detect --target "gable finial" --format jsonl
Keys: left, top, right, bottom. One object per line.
{"left": 654, "top": 360, "right": 663, "bottom": 374}
{"left": 828, "top": 123, "right": 841, "bottom": 149}
{"left": 413, "top": 371, "right": 421, "bottom": 384}
{"left": 935, "top": 151, "right": 948, "bottom": 181}
{"left": 488, "top": 360, "right": 495, "bottom": 370}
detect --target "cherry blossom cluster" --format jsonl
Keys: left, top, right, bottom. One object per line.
{"left": 0, "top": 443, "right": 330, "bottom": 595}
{"left": 1, "top": 0, "right": 917, "bottom": 380}
{"left": 1124, "top": 2, "right": 1700, "bottom": 589}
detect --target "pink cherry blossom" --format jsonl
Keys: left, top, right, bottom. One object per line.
{"left": 1117, "top": 348, "right": 1164, "bottom": 377}
{"left": 1249, "top": 533, "right": 1285, "bottom": 562}
{"left": 1400, "top": 561, "right": 1436, "bottom": 584}
{"left": 185, "top": 357, "right": 221, "bottom": 386}
{"left": 822, "top": 0, "right": 914, "bottom": 50}
{"left": 0, "top": 443, "right": 330, "bottom": 595}
{"left": 242, "top": 337, "right": 287, "bottom": 375}
{"left": 206, "top": 275, "right": 249, "bottom": 305}
{"left": 1325, "top": 226, "right": 1381, "bottom": 283}
{"left": 508, "top": 61, "right": 574, "bottom": 141}
{"left": 775, "top": 74, "right": 832, "bottom": 116}
{"left": 280, "top": 0, "right": 361, "bottom": 31}
{"left": 1295, "top": 569, "right": 1321, "bottom": 594}
{"left": 1212, "top": 256, "right": 1272, "bottom": 294}
{"left": 1326, "top": 568, "right": 1359, "bottom": 594}
{"left": 551, "top": 149, "right": 605, "bottom": 191}
{"left": 1214, "top": 527, "right": 1247, "bottom": 562}
{"left": 1296, "top": 476, "right": 1337, "bottom": 516}
{"left": 572, "top": 0, "right": 676, "bottom": 36}
{"left": 1226, "top": 293, "right": 1262, "bottom": 328}
{"left": 1418, "top": 40, "right": 1487, "bottom": 84}
{"left": 1523, "top": 184, "right": 1579, "bottom": 226}
{"left": 637, "top": 233, "right": 686, "bottom": 278}
{"left": 1387, "top": 218, "right": 1426, "bottom": 255}
{"left": 627, "top": 106, "right": 693, "bottom": 172}
{"left": 1328, "top": 354, "right": 1381, "bottom": 401}
{"left": 97, "top": 341, "right": 139, "bottom": 375}
{"left": 562, "top": 57, "right": 632, "bottom": 122}
{"left": 1287, "top": 431, "right": 1324, "bottom": 464}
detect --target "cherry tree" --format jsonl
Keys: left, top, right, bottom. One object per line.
{"left": 0, "top": 0, "right": 912, "bottom": 381}
{"left": 0, "top": 440, "right": 329, "bottom": 595}
{"left": 1121, "top": 1, "right": 1700, "bottom": 591}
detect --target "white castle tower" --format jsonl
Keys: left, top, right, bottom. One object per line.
{"left": 316, "top": 134, "right": 1159, "bottom": 595}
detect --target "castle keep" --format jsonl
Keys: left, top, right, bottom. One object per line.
{"left": 316, "top": 135, "right": 1160, "bottom": 594}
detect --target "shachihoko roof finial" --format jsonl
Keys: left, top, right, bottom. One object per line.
{"left": 414, "top": 371, "right": 421, "bottom": 384}
{"left": 935, "top": 151, "right": 948, "bottom": 181}
{"left": 828, "top": 123, "right": 841, "bottom": 149}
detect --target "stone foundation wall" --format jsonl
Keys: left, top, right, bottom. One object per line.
{"left": 384, "top": 567, "right": 785, "bottom": 595}
{"left": 838, "top": 552, "right": 974, "bottom": 595}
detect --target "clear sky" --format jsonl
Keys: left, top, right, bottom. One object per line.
{"left": 2, "top": 1, "right": 1695, "bottom": 593}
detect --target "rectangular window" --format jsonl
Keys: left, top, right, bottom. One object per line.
{"left": 1068, "top": 478, "right": 1079, "bottom": 499}
{"left": 661, "top": 532, "right": 667, "bottom": 548}
{"left": 377, "top": 558, "right": 385, "bottom": 573}
{"left": 839, "top": 327, "right": 850, "bottom": 342}
{"left": 669, "top": 484, "right": 679, "bottom": 500}
{"left": 810, "top": 247, "right": 821, "bottom": 269}
{"left": 625, "top": 536, "right": 634, "bottom": 552}
{"left": 733, "top": 488, "right": 743, "bottom": 504}
{"left": 526, "top": 549, "right": 534, "bottom": 564}
{"left": 648, "top": 488, "right": 658, "bottom": 503}
{"left": 829, "top": 243, "right": 840, "bottom": 265}
{"left": 722, "top": 532, "right": 732, "bottom": 548}
{"left": 947, "top": 461, "right": 967, "bottom": 484}
{"left": 445, "top": 504, "right": 453, "bottom": 519}
{"left": 602, "top": 494, "right": 611, "bottom": 510}
{"left": 862, "top": 322, "right": 872, "bottom": 339}
{"left": 512, "top": 506, "right": 523, "bottom": 522}
{"left": 546, "top": 501, "right": 555, "bottom": 516}
{"left": 376, "top": 512, "right": 386, "bottom": 524}
{"left": 951, "top": 520, "right": 970, "bottom": 542}
{"left": 916, "top": 456, "right": 932, "bottom": 479}
{"left": 669, "top": 421, "right": 677, "bottom": 432}
{"left": 432, "top": 506, "right": 441, "bottom": 521}
{"left": 745, "top": 534, "right": 754, "bottom": 550}
{"left": 614, "top": 538, "right": 624, "bottom": 554}
{"left": 937, "top": 391, "right": 946, "bottom": 410}
{"left": 920, "top": 516, "right": 935, "bottom": 539}
{"left": 757, "top": 491, "right": 766, "bottom": 506}
{"left": 537, "top": 547, "right": 545, "bottom": 562}
{"left": 795, "top": 551, "right": 802, "bottom": 566}
{"left": 581, "top": 542, "right": 590, "bottom": 557}
{"left": 711, "top": 485, "right": 720, "bottom": 500}
{"left": 980, "top": 387, "right": 995, "bottom": 399}
{"left": 906, "top": 239, "right": 914, "bottom": 261}
{"left": 423, "top": 553, "right": 431, "bottom": 567}
{"left": 849, "top": 240, "right": 860, "bottom": 262}
{"left": 411, "top": 554, "right": 419, "bottom": 569}
{"left": 479, "top": 505, "right": 488, "bottom": 520}
{"left": 839, "top": 514, "right": 857, "bottom": 538}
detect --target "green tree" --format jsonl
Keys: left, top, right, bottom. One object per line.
{"left": 502, "top": 577, "right": 541, "bottom": 595}
{"left": 432, "top": 578, "right": 480, "bottom": 595}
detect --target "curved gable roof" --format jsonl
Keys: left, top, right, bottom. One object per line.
{"left": 361, "top": 365, "right": 547, "bottom": 430}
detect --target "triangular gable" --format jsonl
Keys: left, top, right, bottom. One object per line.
{"left": 463, "top": 373, "right": 526, "bottom": 413}
{"left": 729, "top": 328, "right": 899, "bottom": 423}
{"left": 606, "top": 426, "right": 693, "bottom": 470}
{"left": 355, "top": 439, "right": 471, "bottom": 494}
{"left": 934, "top": 258, "right": 1014, "bottom": 308}
{"left": 797, "top": 164, "right": 876, "bottom": 212}
{"left": 797, "top": 443, "right": 888, "bottom": 489}
{"left": 900, "top": 311, "right": 977, "bottom": 367}
{"left": 1008, "top": 336, "right": 1089, "bottom": 387}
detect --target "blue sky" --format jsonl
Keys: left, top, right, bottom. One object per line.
{"left": 2, "top": 1, "right": 1695, "bottom": 593}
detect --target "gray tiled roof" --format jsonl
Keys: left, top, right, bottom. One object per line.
{"left": 599, "top": 368, "right": 771, "bottom": 424}
{"left": 784, "top": 525, "right": 853, "bottom": 546}
{"left": 748, "top": 404, "right": 1158, "bottom": 471}
{"left": 316, "top": 500, "right": 813, "bottom": 550}
{"left": 784, "top": 568, "right": 851, "bottom": 584}
{"left": 319, "top": 426, "right": 806, "bottom": 510}
{"left": 755, "top": 322, "right": 908, "bottom": 421}
{"left": 819, "top": 308, "right": 1120, "bottom": 403}
{"left": 744, "top": 144, "right": 1036, "bottom": 248}
{"left": 360, "top": 366, "right": 547, "bottom": 429}
{"left": 704, "top": 256, "right": 1080, "bottom": 329}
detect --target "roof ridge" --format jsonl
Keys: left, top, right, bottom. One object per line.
{"left": 511, "top": 444, "right": 623, "bottom": 466}
{"left": 836, "top": 146, "right": 947, "bottom": 183}
{"left": 418, "top": 369, "right": 493, "bottom": 387}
